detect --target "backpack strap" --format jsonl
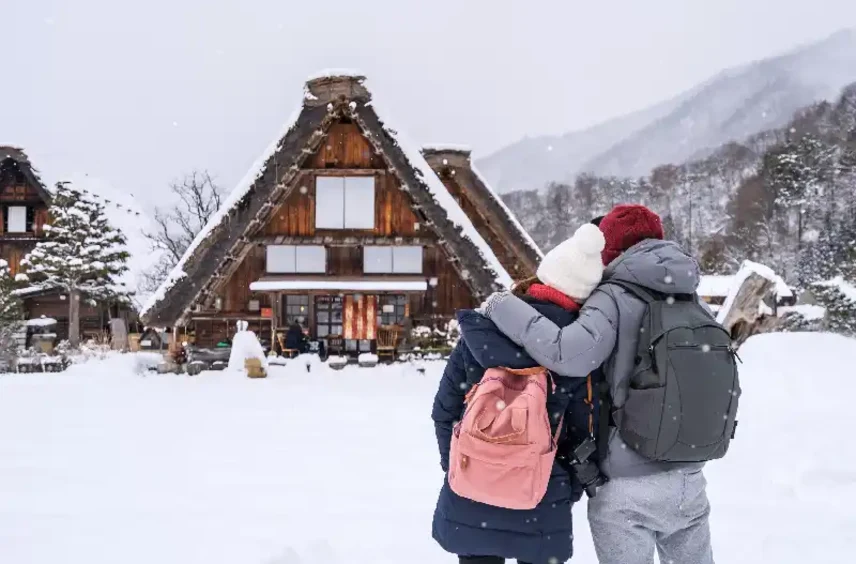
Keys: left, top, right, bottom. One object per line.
{"left": 597, "top": 379, "right": 612, "bottom": 464}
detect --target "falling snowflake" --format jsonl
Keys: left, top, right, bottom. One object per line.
{"left": 348, "top": 101, "right": 357, "bottom": 110}
{"left": 664, "top": 275, "right": 673, "bottom": 284}
{"left": 496, "top": 400, "right": 507, "bottom": 410}
{"left": 481, "top": 522, "right": 487, "bottom": 528}
{"left": 172, "top": 121, "right": 179, "bottom": 127}
{"left": 701, "top": 344, "right": 711, "bottom": 353}
{"left": 666, "top": 296, "right": 676, "bottom": 305}
{"left": 548, "top": 557, "right": 560, "bottom": 564}
{"left": 459, "top": 382, "right": 468, "bottom": 390}
{"left": 546, "top": 145, "right": 554, "bottom": 152}
{"left": 299, "top": 185, "right": 308, "bottom": 194}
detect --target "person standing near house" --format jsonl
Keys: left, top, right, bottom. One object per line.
{"left": 431, "top": 223, "right": 607, "bottom": 564}
{"left": 478, "top": 205, "right": 719, "bottom": 564}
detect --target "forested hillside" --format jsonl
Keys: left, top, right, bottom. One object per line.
{"left": 503, "top": 83, "right": 856, "bottom": 285}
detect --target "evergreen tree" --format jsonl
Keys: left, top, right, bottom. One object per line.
{"left": 0, "top": 259, "right": 24, "bottom": 368}
{"left": 20, "top": 182, "right": 131, "bottom": 347}
{"left": 809, "top": 280, "right": 856, "bottom": 337}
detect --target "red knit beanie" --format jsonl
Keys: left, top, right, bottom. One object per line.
{"left": 599, "top": 204, "right": 664, "bottom": 265}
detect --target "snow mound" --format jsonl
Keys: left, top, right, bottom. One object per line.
{"left": 814, "top": 276, "right": 856, "bottom": 302}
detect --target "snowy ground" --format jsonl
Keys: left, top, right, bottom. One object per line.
{"left": 1, "top": 334, "right": 855, "bottom": 563}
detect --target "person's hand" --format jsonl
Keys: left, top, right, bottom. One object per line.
{"left": 476, "top": 290, "right": 511, "bottom": 318}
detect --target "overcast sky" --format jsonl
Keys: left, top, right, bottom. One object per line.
{"left": 4, "top": 0, "right": 856, "bottom": 206}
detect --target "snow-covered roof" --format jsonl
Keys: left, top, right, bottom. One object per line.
{"left": 471, "top": 162, "right": 543, "bottom": 259}
{"left": 305, "top": 68, "right": 366, "bottom": 81}
{"left": 365, "top": 104, "right": 513, "bottom": 288}
{"left": 249, "top": 279, "right": 428, "bottom": 292}
{"left": 421, "top": 143, "right": 473, "bottom": 153}
{"left": 700, "top": 272, "right": 792, "bottom": 299}
{"left": 143, "top": 74, "right": 513, "bottom": 326}
{"left": 26, "top": 317, "right": 57, "bottom": 327}
{"left": 140, "top": 102, "right": 306, "bottom": 318}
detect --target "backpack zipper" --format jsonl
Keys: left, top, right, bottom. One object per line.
{"left": 663, "top": 343, "right": 742, "bottom": 363}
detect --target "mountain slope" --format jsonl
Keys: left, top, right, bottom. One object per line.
{"left": 475, "top": 87, "right": 697, "bottom": 194}
{"left": 479, "top": 28, "right": 856, "bottom": 192}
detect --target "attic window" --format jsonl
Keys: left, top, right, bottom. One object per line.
{"left": 315, "top": 176, "right": 375, "bottom": 229}
{"left": 6, "top": 206, "right": 28, "bottom": 233}
{"left": 266, "top": 245, "right": 326, "bottom": 274}
{"left": 363, "top": 246, "right": 423, "bottom": 274}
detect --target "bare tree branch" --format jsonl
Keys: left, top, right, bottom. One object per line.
{"left": 143, "top": 170, "right": 224, "bottom": 288}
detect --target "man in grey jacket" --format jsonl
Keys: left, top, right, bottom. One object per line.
{"left": 481, "top": 205, "right": 715, "bottom": 564}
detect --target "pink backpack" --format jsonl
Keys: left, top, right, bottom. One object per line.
{"left": 449, "top": 366, "right": 563, "bottom": 510}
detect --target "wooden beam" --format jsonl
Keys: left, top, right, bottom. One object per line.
{"left": 251, "top": 235, "right": 431, "bottom": 246}
{"left": 303, "top": 168, "right": 387, "bottom": 176}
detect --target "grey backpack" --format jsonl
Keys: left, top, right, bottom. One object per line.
{"left": 605, "top": 280, "right": 741, "bottom": 463}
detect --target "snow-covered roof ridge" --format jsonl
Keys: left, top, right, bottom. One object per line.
{"left": 305, "top": 68, "right": 366, "bottom": 82}
{"left": 140, "top": 99, "right": 307, "bottom": 319}
{"left": 421, "top": 143, "right": 473, "bottom": 153}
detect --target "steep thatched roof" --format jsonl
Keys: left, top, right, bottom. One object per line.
{"left": 0, "top": 146, "right": 51, "bottom": 202}
{"left": 422, "top": 146, "right": 542, "bottom": 276}
{"left": 142, "top": 74, "right": 511, "bottom": 327}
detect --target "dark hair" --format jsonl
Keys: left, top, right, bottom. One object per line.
{"left": 590, "top": 215, "right": 605, "bottom": 226}
{"left": 511, "top": 275, "right": 540, "bottom": 297}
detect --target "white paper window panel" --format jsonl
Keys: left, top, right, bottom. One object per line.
{"left": 343, "top": 176, "right": 375, "bottom": 229}
{"left": 393, "top": 246, "right": 423, "bottom": 273}
{"left": 8, "top": 206, "right": 27, "bottom": 233}
{"left": 295, "top": 246, "right": 326, "bottom": 273}
{"left": 266, "top": 245, "right": 296, "bottom": 273}
{"left": 363, "top": 246, "right": 393, "bottom": 273}
{"left": 315, "top": 177, "right": 345, "bottom": 229}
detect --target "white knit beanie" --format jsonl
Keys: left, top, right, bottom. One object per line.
{"left": 536, "top": 223, "right": 606, "bottom": 301}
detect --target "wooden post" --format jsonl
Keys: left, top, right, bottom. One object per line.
{"left": 68, "top": 289, "right": 81, "bottom": 348}
{"left": 270, "top": 292, "right": 279, "bottom": 355}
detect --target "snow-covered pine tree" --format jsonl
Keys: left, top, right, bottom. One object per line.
{"left": 809, "top": 280, "right": 856, "bottom": 337}
{"left": 20, "top": 182, "right": 131, "bottom": 347}
{"left": 0, "top": 259, "right": 24, "bottom": 368}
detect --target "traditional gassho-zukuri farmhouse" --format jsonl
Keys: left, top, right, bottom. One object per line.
{"left": 141, "top": 73, "right": 541, "bottom": 357}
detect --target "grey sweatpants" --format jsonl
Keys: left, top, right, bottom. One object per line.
{"left": 588, "top": 469, "right": 714, "bottom": 564}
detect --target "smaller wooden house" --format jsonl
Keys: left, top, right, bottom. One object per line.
{"left": 141, "top": 73, "right": 540, "bottom": 356}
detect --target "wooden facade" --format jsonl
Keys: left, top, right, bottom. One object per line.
{"left": 0, "top": 148, "right": 51, "bottom": 277}
{"left": 143, "top": 75, "right": 538, "bottom": 356}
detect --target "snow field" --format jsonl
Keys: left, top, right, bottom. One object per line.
{"left": 0, "top": 332, "right": 854, "bottom": 563}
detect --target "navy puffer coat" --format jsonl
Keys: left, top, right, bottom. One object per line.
{"left": 431, "top": 298, "right": 592, "bottom": 564}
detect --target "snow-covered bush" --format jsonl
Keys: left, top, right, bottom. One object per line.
{"left": 810, "top": 278, "right": 856, "bottom": 337}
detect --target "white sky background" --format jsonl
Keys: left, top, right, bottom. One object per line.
{"left": 4, "top": 0, "right": 856, "bottom": 207}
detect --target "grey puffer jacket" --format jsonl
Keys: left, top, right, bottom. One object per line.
{"left": 484, "top": 239, "right": 707, "bottom": 479}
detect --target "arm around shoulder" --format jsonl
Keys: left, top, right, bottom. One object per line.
{"left": 487, "top": 289, "right": 619, "bottom": 377}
